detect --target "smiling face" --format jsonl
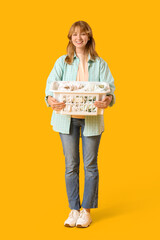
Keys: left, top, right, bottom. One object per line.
{"left": 71, "top": 26, "right": 89, "bottom": 51}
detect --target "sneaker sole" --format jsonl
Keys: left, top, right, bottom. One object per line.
{"left": 64, "top": 223, "right": 75, "bottom": 228}
{"left": 76, "top": 220, "right": 92, "bottom": 228}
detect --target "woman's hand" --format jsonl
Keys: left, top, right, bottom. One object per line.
{"left": 94, "top": 95, "right": 112, "bottom": 109}
{"left": 47, "top": 96, "right": 66, "bottom": 111}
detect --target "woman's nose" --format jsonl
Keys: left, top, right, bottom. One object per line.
{"left": 77, "top": 35, "right": 82, "bottom": 39}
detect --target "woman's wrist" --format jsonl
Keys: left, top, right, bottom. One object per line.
{"left": 108, "top": 95, "right": 113, "bottom": 103}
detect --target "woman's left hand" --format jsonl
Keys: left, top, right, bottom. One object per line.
{"left": 94, "top": 95, "right": 113, "bottom": 109}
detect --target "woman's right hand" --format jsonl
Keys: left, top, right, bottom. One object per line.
{"left": 47, "top": 96, "right": 66, "bottom": 111}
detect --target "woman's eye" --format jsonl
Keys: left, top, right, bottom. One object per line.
{"left": 72, "top": 33, "right": 86, "bottom": 36}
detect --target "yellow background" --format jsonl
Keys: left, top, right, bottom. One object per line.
{"left": 1, "top": 0, "right": 160, "bottom": 239}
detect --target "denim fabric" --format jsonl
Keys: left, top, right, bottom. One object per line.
{"left": 59, "top": 118, "right": 102, "bottom": 210}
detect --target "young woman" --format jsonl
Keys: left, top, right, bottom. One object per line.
{"left": 45, "top": 21, "right": 115, "bottom": 228}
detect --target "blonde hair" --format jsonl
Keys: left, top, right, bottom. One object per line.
{"left": 65, "top": 21, "right": 99, "bottom": 64}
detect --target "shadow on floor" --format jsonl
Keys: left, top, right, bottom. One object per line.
{"left": 91, "top": 200, "right": 146, "bottom": 222}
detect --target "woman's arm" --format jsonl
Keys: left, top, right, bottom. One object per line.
{"left": 45, "top": 55, "right": 65, "bottom": 107}
{"left": 99, "top": 57, "right": 116, "bottom": 107}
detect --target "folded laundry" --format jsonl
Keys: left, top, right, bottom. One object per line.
{"left": 50, "top": 81, "right": 110, "bottom": 93}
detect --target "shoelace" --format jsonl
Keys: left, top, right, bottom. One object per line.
{"left": 69, "top": 210, "right": 78, "bottom": 218}
{"left": 79, "top": 209, "right": 88, "bottom": 220}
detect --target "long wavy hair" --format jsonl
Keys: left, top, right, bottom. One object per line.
{"left": 65, "top": 21, "right": 99, "bottom": 64}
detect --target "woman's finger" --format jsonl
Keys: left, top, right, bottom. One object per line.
{"left": 53, "top": 102, "right": 65, "bottom": 105}
{"left": 52, "top": 102, "right": 66, "bottom": 110}
{"left": 53, "top": 104, "right": 66, "bottom": 109}
{"left": 94, "top": 102, "right": 109, "bottom": 109}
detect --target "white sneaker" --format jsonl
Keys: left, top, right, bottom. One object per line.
{"left": 64, "top": 210, "right": 80, "bottom": 227}
{"left": 76, "top": 209, "right": 92, "bottom": 228}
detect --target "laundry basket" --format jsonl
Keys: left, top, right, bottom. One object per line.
{"left": 49, "top": 81, "right": 111, "bottom": 116}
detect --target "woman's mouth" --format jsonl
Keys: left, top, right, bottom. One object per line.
{"left": 76, "top": 41, "right": 83, "bottom": 45}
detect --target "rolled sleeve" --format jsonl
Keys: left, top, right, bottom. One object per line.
{"left": 45, "top": 96, "right": 51, "bottom": 107}
{"left": 99, "top": 58, "right": 116, "bottom": 107}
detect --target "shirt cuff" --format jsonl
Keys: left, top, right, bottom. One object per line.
{"left": 45, "top": 96, "right": 51, "bottom": 107}
{"left": 106, "top": 94, "right": 115, "bottom": 107}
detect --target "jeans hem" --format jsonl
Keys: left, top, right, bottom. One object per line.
{"left": 81, "top": 204, "right": 98, "bottom": 209}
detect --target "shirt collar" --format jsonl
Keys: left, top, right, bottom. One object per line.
{"left": 73, "top": 51, "right": 94, "bottom": 62}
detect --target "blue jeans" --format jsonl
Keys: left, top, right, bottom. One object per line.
{"left": 59, "top": 118, "right": 102, "bottom": 210}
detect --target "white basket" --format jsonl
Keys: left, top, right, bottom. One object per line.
{"left": 49, "top": 81, "right": 111, "bottom": 116}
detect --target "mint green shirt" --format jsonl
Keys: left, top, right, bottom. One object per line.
{"left": 45, "top": 52, "right": 115, "bottom": 136}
